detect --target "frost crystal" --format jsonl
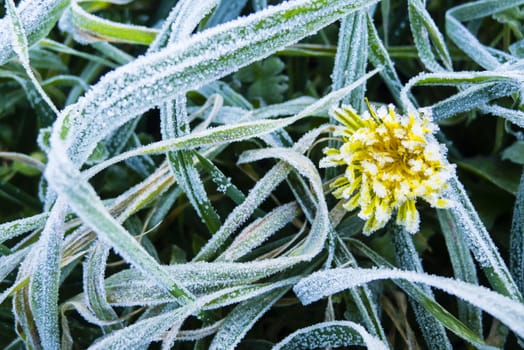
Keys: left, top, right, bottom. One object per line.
{"left": 321, "top": 100, "right": 455, "bottom": 234}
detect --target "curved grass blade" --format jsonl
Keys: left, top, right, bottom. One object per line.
{"left": 65, "top": 0, "right": 157, "bottom": 45}
{"left": 52, "top": 0, "right": 380, "bottom": 167}
{"left": 446, "top": 0, "right": 524, "bottom": 70}
{"left": 28, "top": 199, "right": 67, "bottom": 350}
{"left": 0, "top": 0, "right": 69, "bottom": 65}
{"left": 45, "top": 154, "right": 195, "bottom": 304}
{"left": 154, "top": 0, "right": 226, "bottom": 233}
{"left": 348, "top": 238, "right": 496, "bottom": 350}
{"left": 83, "top": 242, "right": 122, "bottom": 332}
{"left": 0, "top": 247, "right": 30, "bottom": 282}
{"left": 0, "top": 213, "right": 48, "bottom": 244}
{"left": 400, "top": 70, "right": 523, "bottom": 114}
{"left": 88, "top": 280, "right": 296, "bottom": 349}
{"left": 5, "top": 0, "right": 59, "bottom": 116}
{"left": 272, "top": 321, "right": 389, "bottom": 350}
{"left": 217, "top": 202, "right": 300, "bottom": 262}
{"left": 209, "top": 287, "right": 291, "bottom": 350}
{"left": 38, "top": 39, "right": 117, "bottom": 68}
{"left": 408, "top": 0, "right": 451, "bottom": 72}
{"left": 430, "top": 82, "right": 521, "bottom": 125}
{"left": 295, "top": 267, "right": 524, "bottom": 338}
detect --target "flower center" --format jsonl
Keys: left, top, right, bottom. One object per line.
{"left": 320, "top": 102, "right": 455, "bottom": 234}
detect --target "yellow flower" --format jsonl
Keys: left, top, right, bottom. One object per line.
{"left": 320, "top": 101, "right": 454, "bottom": 235}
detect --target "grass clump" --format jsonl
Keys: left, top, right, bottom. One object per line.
{"left": 1, "top": 0, "right": 524, "bottom": 349}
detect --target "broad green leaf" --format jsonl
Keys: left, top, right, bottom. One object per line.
{"left": 502, "top": 141, "right": 524, "bottom": 165}
{"left": 458, "top": 156, "right": 521, "bottom": 194}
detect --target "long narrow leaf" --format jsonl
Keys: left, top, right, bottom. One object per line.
{"left": 294, "top": 267, "right": 524, "bottom": 338}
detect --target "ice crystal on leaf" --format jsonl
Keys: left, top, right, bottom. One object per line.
{"left": 320, "top": 101, "right": 455, "bottom": 234}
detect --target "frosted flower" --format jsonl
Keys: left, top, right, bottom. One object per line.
{"left": 320, "top": 101, "right": 455, "bottom": 235}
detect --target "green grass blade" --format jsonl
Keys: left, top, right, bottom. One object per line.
{"left": 217, "top": 202, "right": 300, "bottom": 262}
{"left": 149, "top": 0, "right": 218, "bottom": 52}
{"left": 0, "top": 213, "right": 48, "bottom": 244}
{"left": 209, "top": 287, "right": 289, "bottom": 349}
{"left": 295, "top": 267, "right": 524, "bottom": 339}
{"left": 44, "top": 155, "right": 195, "bottom": 304}
{"left": 28, "top": 200, "right": 67, "bottom": 350}
{"left": 332, "top": 10, "right": 368, "bottom": 110}
{"left": 272, "top": 321, "right": 389, "bottom": 350}
{"left": 83, "top": 242, "right": 122, "bottom": 332}
{"left": 349, "top": 238, "right": 496, "bottom": 349}
{"left": 0, "top": 247, "right": 29, "bottom": 282}
{"left": 392, "top": 225, "right": 452, "bottom": 350}
{"left": 163, "top": 99, "right": 222, "bottom": 233}
{"left": 438, "top": 209, "right": 483, "bottom": 335}
{"left": 5, "top": 0, "right": 59, "bottom": 116}
{"left": 446, "top": 0, "right": 524, "bottom": 69}
{"left": 65, "top": 0, "right": 157, "bottom": 45}
{"left": 430, "top": 82, "right": 521, "bottom": 125}
{"left": 0, "top": 0, "right": 69, "bottom": 65}
{"left": 511, "top": 170, "right": 524, "bottom": 295}
{"left": 38, "top": 39, "right": 118, "bottom": 68}
{"left": 447, "top": 176, "right": 523, "bottom": 302}
{"left": 53, "top": 0, "right": 380, "bottom": 167}
{"left": 408, "top": 0, "right": 452, "bottom": 72}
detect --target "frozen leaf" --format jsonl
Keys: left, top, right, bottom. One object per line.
{"left": 83, "top": 242, "right": 122, "bottom": 332}
{"left": 458, "top": 156, "right": 521, "bottom": 194}
{"left": 408, "top": 0, "right": 452, "bottom": 72}
{"left": 272, "top": 321, "right": 389, "bottom": 350}
{"left": 438, "top": 209, "right": 483, "bottom": 335}
{"left": 392, "top": 225, "right": 452, "bottom": 350}
{"left": 446, "top": 177, "right": 522, "bottom": 301}
{"left": 294, "top": 267, "right": 524, "bottom": 338}
{"left": 0, "top": 247, "right": 30, "bottom": 282}
{"left": 446, "top": 0, "right": 523, "bottom": 69}
{"left": 218, "top": 202, "right": 300, "bottom": 261}
{"left": 29, "top": 199, "right": 67, "bottom": 350}
{"left": 0, "top": 213, "right": 48, "bottom": 244}
{"left": 209, "top": 287, "right": 289, "bottom": 349}
{"left": 5, "top": 0, "right": 58, "bottom": 116}
{"left": 511, "top": 171, "right": 524, "bottom": 295}
{"left": 0, "top": 0, "right": 69, "bottom": 65}
{"left": 332, "top": 10, "right": 368, "bottom": 110}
